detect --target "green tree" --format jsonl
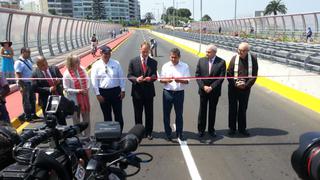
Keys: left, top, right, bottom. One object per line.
{"left": 144, "top": 12, "right": 154, "bottom": 24}
{"left": 201, "top": 14, "right": 212, "bottom": 21}
{"left": 264, "top": 0, "right": 287, "bottom": 15}
{"left": 48, "top": 9, "right": 57, "bottom": 15}
{"left": 161, "top": 14, "right": 169, "bottom": 24}
{"left": 166, "top": 7, "right": 176, "bottom": 16}
{"left": 177, "top": 8, "right": 191, "bottom": 18}
{"left": 92, "top": 0, "right": 105, "bottom": 20}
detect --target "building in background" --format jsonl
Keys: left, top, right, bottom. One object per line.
{"left": 21, "top": 0, "right": 48, "bottom": 14}
{"left": 90, "top": 0, "right": 140, "bottom": 22}
{"left": 47, "top": 0, "right": 73, "bottom": 17}
{"left": 73, "top": 0, "right": 93, "bottom": 18}
{"left": 129, "top": 0, "right": 140, "bottom": 21}
{"left": 0, "top": 0, "right": 20, "bottom": 9}
{"left": 255, "top": 10, "right": 264, "bottom": 17}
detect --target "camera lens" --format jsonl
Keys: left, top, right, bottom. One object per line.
{"left": 291, "top": 132, "right": 320, "bottom": 180}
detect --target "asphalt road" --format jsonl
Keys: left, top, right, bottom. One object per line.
{"left": 28, "top": 30, "right": 320, "bottom": 180}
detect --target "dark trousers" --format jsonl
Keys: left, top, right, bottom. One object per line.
{"left": 198, "top": 94, "right": 219, "bottom": 133}
{"left": 163, "top": 90, "right": 184, "bottom": 137}
{"left": 228, "top": 86, "right": 251, "bottom": 132}
{"left": 21, "top": 82, "right": 36, "bottom": 118}
{"left": 132, "top": 98, "right": 154, "bottom": 135}
{"left": 99, "top": 87, "right": 123, "bottom": 130}
{"left": 0, "top": 103, "right": 10, "bottom": 123}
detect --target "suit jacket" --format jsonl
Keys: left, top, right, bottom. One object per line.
{"left": 227, "top": 53, "right": 258, "bottom": 90}
{"left": 195, "top": 56, "right": 226, "bottom": 96}
{"left": 127, "top": 56, "right": 157, "bottom": 99}
{"left": 32, "top": 65, "right": 63, "bottom": 108}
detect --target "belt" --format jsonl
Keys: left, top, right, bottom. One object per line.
{"left": 164, "top": 89, "right": 184, "bottom": 92}
{"left": 99, "top": 86, "right": 120, "bottom": 90}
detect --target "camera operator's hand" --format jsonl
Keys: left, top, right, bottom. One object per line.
{"left": 96, "top": 95, "right": 104, "bottom": 103}
{"left": 119, "top": 91, "right": 125, "bottom": 100}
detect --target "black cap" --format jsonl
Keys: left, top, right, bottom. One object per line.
{"left": 0, "top": 40, "right": 12, "bottom": 47}
{"left": 100, "top": 46, "right": 112, "bottom": 54}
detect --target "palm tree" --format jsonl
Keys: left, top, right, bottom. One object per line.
{"left": 264, "top": 0, "right": 287, "bottom": 15}
{"left": 144, "top": 12, "right": 155, "bottom": 24}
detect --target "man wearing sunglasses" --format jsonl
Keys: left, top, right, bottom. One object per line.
{"left": 227, "top": 42, "right": 258, "bottom": 137}
{"left": 91, "top": 46, "right": 125, "bottom": 131}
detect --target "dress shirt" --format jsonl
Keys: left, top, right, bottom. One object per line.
{"left": 63, "top": 66, "right": 90, "bottom": 105}
{"left": 161, "top": 60, "right": 190, "bottom": 91}
{"left": 91, "top": 58, "right": 125, "bottom": 95}
{"left": 14, "top": 56, "right": 33, "bottom": 83}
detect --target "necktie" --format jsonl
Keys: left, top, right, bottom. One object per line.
{"left": 208, "top": 59, "right": 213, "bottom": 73}
{"left": 44, "top": 70, "right": 55, "bottom": 87}
{"left": 141, "top": 58, "right": 147, "bottom": 73}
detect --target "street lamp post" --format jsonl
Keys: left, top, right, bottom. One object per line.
{"left": 234, "top": 0, "right": 237, "bottom": 32}
{"left": 199, "top": 0, "right": 202, "bottom": 53}
{"left": 193, "top": 0, "right": 194, "bottom": 20}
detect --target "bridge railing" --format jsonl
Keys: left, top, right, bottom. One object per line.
{"left": 0, "top": 7, "right": 122, "bottom": 61}
{"left": 191, "top": 12, "right": 320, "bottom": 42}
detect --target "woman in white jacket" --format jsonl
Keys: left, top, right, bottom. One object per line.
{"left": 63, "top": 54, "right": 91, "bottom": 136}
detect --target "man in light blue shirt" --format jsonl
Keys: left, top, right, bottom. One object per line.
{"left": 91, "top": 46, "right": 125, "bottom": 130}
{"left": 14, "top": 47, "right": 38, "bottom": 121}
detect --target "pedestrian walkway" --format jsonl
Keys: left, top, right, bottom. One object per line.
{"left": 8, "top": 31, "right": 132, "bottom": 129}
{"left": 150, "top": 30, "right": 320, "bottom": 114}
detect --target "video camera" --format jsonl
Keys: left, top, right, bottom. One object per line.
{"left": 292, "top": 132, "right": 320, "bottom": 180}
{"left": 45, "top": 95, "right": 75, "bottom": 126}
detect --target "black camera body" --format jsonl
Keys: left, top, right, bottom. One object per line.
{"left": 0, "top": 95, "right": 78, "bottom": 180}
{"left": 94, "top": 121, "right": 122, "bottom": 143}
{"left": 292, "top": 132, "right": 320, "bottom": 180}
{"left": 0, "top": 148, "right": 71, "bottom": 180}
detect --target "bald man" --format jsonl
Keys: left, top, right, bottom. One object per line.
{"left": 195, "top": 44, "right": 226, "bottom": 138}
{"left": 32, "top": 56, "right": 63, "bottom": 119}
{"left": 227, "top": 42, "right": 258, "bottom": 136}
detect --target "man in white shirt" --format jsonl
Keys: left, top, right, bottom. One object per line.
{"left": 160, "top": 48, "right": 190, "bottom": 141}
{"left": 91, "top": 46, "right": 125, "bottom": 130}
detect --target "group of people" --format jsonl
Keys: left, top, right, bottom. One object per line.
{"left": 91, "top": 41, "right": 258, "bottom": 141}
{"left": 0, "top": 38, "right": 258, "bottom": 141}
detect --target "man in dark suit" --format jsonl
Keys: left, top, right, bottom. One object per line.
{"left": 127, "top": 42, "right": 158, "bottom": 140}
{"left": 32, "top": 56, "right": 64, "bottom": 122}
{"left": 195, "top": 44, "right": 226, "bottom": 138}
{"left": 227, "top": 42, "right": 258, "bottom": 137}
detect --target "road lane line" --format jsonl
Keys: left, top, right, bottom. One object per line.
{"left": 173, "top": 124, "right": 202, "bottom": 180}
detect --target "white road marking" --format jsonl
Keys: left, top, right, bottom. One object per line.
{"left": 173, "top": 124, "right": 202, "bottom": 180}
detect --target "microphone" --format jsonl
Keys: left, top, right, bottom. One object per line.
{"left": 121, "top": 124, "right": 145, "bottom": 153}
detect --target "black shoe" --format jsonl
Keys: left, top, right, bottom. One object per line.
{"left": 165, "top": 135, "right": 172, "bottom": 141}
{"left": 239, "top": 130, "right": 250, "bottom": 137}
{"left": 198, "top": 132, "right": 205, "bottom": 138}
{"left": 147, "top": 134, "right": 153, "bottom": 140}
{"left": 25, "top": 116, "right": 33, "bottom": 122}
{"left": 31, "top": 114, "right": 41, "bottom": 120}
{"left": 209, "top": 132, "right": 217, "bottom": 138}
{"left": 177, "top": 134, "right": 186, "bottom": 141}
{"left": 18, "top": 114, "right": 26, "bottom": 121}
{"left": 228, "top": 129, "right": 236, "bottom": 136}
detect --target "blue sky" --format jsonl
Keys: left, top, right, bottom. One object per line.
{"left": 140, "top": 0, "right": 320, "bottom": 21}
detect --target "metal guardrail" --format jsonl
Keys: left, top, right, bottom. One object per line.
{"left": 0, "top": 7, "right": 122, "bottom": 60}
{"left": 191, "top": 12, "right": 320, "bottom": 42}
{"left": 155, "top": 29, "right": 320, "bottom": 72}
